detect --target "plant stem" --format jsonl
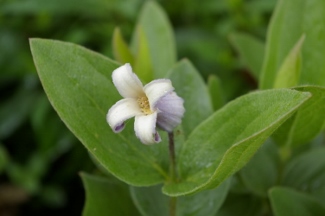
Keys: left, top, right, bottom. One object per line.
{"left": 168, "top": 131, "right": 177, "bottom": 216}
{"left": 169, "top": 197, "right": 177, "bottom": 216}
{"left": 168, "top": 131, "right": 177, "bottom": 181}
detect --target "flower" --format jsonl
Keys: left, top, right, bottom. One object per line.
{"left": 106, "top": 63, "right": 185, "bottom": 145}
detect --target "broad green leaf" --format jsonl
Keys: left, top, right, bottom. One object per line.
{"left": 112, "top": 27, "right": 134, "bottom": 65}
{"left": 260, "top": 0, "right": 325, "bottom": 89}
{"left": 167, "top": 59, "right": 213, "bottom": 138}
{"left": 273, "top": 86, "right": 325, "bottom": 147}
{"left": 130, "top": 185, "right": 168, "bottom": 216}
{"left": 134, "top": 1, "right": 176, "bottom": 78}
{"left": 239, "top": 139, "right": 279, "bottom": 197}
{"left": 273, "top": 34, "right": 305, "bottom": 88}
{"left": 81, "top": 172, "right": 139, "bottom": 216}
{"left": 287, "top": 86, "right": 325, "bottom": 147}
{"left": 216, "top": 193, "right": 262, "bottom": 216}
{"left": 30, "top": 39, "right": 170, "bottom": 186}
{"left": 208, "top": 75, "right": 225, "bottom": 111}
{"left": 176, "top": 179, "right": 229, "bottom": 216}
{"left": 133, "top": 26, "right": 154, "bottom": 83}
{"left": 229, "top": 32, "right": 265, "bottom": 80}
{"left": 269, "top": 187, "right": 325, "bottom": 216}
{"left": 130, "top": 179, "right": 230, "bottom": 216}
{"left": 282, "top": 147, "right": 325, "bottom": 206}
{"left": 163, "top": 89, "right": 311, "bottom": 196}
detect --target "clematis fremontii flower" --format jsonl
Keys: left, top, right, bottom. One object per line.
{"left": 107, "top": 63, "right": 185, "bottom": 145}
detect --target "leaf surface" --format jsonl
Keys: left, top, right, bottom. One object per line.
{"left": 229, "top": 32, "right": 265, "bottom": 80}
{"left": 167, "top": 59, "right": 213, "bottom": 138}
{"left": 81, "top": 173, "right": 139, "bottom": 216}
{"left": 239, "top": 140, "right": 279, "bottom": 197}
{"left": 269, "top": 187, "right": 325, "bottom": 216}
{"left": 273, "top": 35, "right": 305, "bottom": 88}
{"left": 163, "top": 89, "right": 310, "bottom": 196}
{"left": 260, "top": 0, "right": 325, "bottom": 89}
{"left": 112, "top": 27, "right": 134, "bottom": 65}
{"left": 135, "top": 1, "right": 176, "bottom": 78}
{"left": 131, "top": 179, "right": 229, "bottom": 216}
{"left": 273, "top": 86, "right": 325, "bottom": 147}
{"left": 133, "top": 26, "right": 154, "bottom": 83}
{"left": 282, "top": 147, "right": 325, "bottom": 206}
{"left": 31, "top": 39, "right": 170, "bottom": 186}
{"left": 208, "top": 75, "right": 225, "bottom": 111}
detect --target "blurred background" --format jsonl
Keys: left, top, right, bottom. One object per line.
{"left": 0, "top": 0, "right": 275, "bottom": 215}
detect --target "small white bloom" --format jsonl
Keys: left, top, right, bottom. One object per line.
{"left": 107, "top": 63, "right": 185, "bottom": 145}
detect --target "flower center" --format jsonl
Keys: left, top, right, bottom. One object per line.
{"left": 137, "top": 96, "right": 152, "bottom": 115}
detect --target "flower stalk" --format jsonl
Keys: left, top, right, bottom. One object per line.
{"left": 169, "top": 197, "right": 177, "bottom": 216}
{"left": 168, "top": 131, "right": 177, "bottom": 216}
{"left": 168, "top": 131, "right": 177, "bottom": 182}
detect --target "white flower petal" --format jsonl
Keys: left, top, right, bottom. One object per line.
{"left": 134, "top": 112, "right": 161, "bottom": 144}
{"left": 156, "top": 92, "right": 185, "bottom": 132}
{"left": 112, "top": 63, "right": 144, "bottom": 98}
{"left": 144, "top": 79, "right": 174, "bottom": 109}
{"left": 107, "top": 98, "right": 142, "bottom": 133}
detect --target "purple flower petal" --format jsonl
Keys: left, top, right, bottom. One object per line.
{"left": 156, "top": 92, "right": 185, "bottom": 132}
{"left": 114, "top": 123, "right": 125, "bottom": 133}
{"left": 144, "top": 79, "right": 174, "bottom": 109}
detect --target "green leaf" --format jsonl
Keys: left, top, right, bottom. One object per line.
{"left": 134, "top": 1, "right": 176, "bottom": 78}
{"left": 260, "top": 0, "right": 325, "bottom": 89}
{"left": 273, "top": 86, "right": 325, "bottom": 147}
{"left": 176, "top": 179, "right": 229, "bottom": 216}
{"left": 239, "top": 139, "right": 279, "bottom": 197}
{"left": 130, "top": 185, "right": 169, "bottom": 216}
{"left": 273, "top": 34, "right": 305, "bottom": 88}
{"left": 81, "top": 172, "right": 139, "bottom": 216}
{"left": 282, "top": 147, "right": 325, "bottom": 206}
{"left": 208, "top": 75, "right": 225, "bottom": 111}
{"left": 229, "top": 32, "right": 265, "bottom": 80}
{"left": 163, "top": 89, "right": 311, "bottom": 196}
{"left": 30, "top": 39, "right": 170, "bottom": 186}
{"left": 130, "top": 179, "right": 230, "bottom": 216}
{"left": 168, "top": 59, "right": 213, "bottom": 138}
{"left": 269, "top": 187, "right": 325, "bottom": 216}
{"left": 112, "top": 27, "right": 134, "bottom": 65}
{"left": 133, "top": 25, "right": 154, "bottom": 83}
